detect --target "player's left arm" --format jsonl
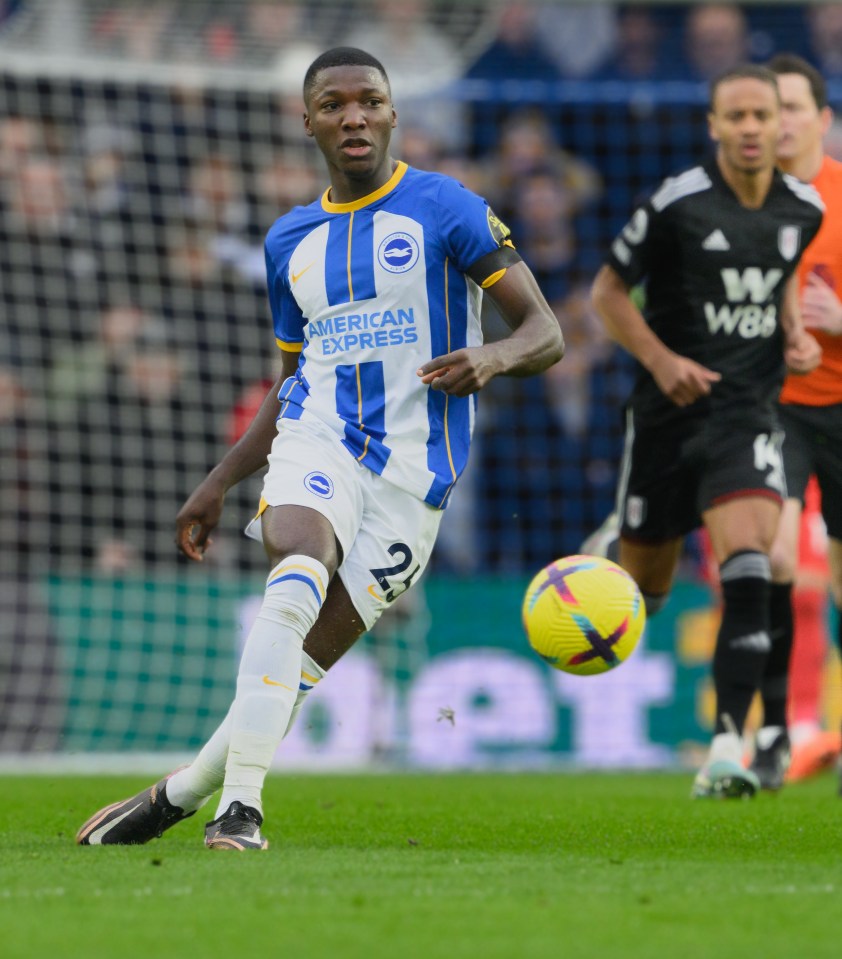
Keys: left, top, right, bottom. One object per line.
{"left": 417, "top": 258, "right": 564, "bottom": 397}
{"left": 780, "top": 273, "right": 822, "bottom": 374}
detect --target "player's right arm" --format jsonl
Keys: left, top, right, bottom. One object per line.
{"left": 591, "top": 264, "right": 721, "bottom": 407}
{"left": 175, "top": 349, "right": 299, "bottom": 561}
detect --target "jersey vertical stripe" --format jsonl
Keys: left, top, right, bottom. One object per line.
{"left": 336, "top": 361, "right": 390, "bottom": 473}
{"left": 325, "top": 217, "right": 352, "bottom": 306}
{"left": 425, "top": 256, "right": 472, "bottom": 507}
{"left": 348, "top": 211, "right": 377, "bottom": 302}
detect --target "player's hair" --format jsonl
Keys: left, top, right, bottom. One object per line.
{"left": 708, "top": 63, "right": 780, "bottom": 111}
{"left": 303, "top": 47, "right": 390, "bottom": 103}
{"left": 767, "top": 53, "right": 828, "bottom": 111}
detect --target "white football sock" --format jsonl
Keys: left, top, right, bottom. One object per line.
{"left": 283, "top": 651, "right": 327, "bottom": 738}
{"left": 707, "top": 731, "right": 743, "bottom": 765}
{"left": 214, "top": 555, "right": 328, "bottom": 819}
{"left": 166, "top": 651, "right": 328, "bottom": 812}
{"left": 165, "top": 710, "right": 231, "bottom": 813}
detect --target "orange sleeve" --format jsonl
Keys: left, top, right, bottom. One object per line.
{"left": 781, "top": 156, "right": 842, "bottom": 406}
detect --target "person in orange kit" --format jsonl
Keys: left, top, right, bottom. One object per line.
{"left": 751, "top": 54, "right": 842, "bottom": 792}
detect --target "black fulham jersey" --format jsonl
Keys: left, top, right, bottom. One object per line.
{"left": 606, "top": 158, "right": 823, "bottom": 425}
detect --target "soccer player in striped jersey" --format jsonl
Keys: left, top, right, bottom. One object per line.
{"left": 751, "top": 54, "right": 842, "bottom": 792}
{"left": 76, "top": 47, "right": 563, "bottom": 850}
{"left": 590, "top": 65, "right": 823, "bottom": 799}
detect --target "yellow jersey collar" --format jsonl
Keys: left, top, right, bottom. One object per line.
{"left": 321, "top": 161, "right": 408, "bottom": 213}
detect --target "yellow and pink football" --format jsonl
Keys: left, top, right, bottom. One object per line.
{"left": 522, "top": 555, "right": 646, "bottom": 676}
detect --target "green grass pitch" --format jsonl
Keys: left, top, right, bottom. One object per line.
{"left": 2, "top": 772, "right": 841, "bottom": 959}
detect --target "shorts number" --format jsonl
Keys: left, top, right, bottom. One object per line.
{"left": 370, "top": 543, "right": 421, "bottom": 603}
{"left": 753, "top": 432, "right": 785, "bottom": 494}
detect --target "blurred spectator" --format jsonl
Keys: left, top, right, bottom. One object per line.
{"left": 542, "top": 285, "right": 616, "bottom": 437}
{"left": 7, "top": 154, "right": 73, "bottom": 237}
{"left": 509, "top": 168, "right": 580, "bottom": 300}
{"left": 0, "top": 153, "right": 99, "bottom": 373}
{"left": 254, "top": 150, "right": 319, "bottom": 228}
{"left": 89, "top": 3, "right": 172, "bottom": 61}
{"left": 187, "top": 152, "right": 251, "bottom": 237}
{"left": 592, "top": 5, "right": 666, "bottom": 82}
{"left": 537, "top": 1, "right": 618, "bottom": 78}
{"left": 52, "top": 322, "right": 217, "bottom": 569}
{"left": 0, "top": 116, "right": 44, "bottom": 186}
{"left": 170, "top": 165, "right": 262, "bottom": 285}
{"left": 185, "top": 151, "right": 263, "bottom": 282}
{"left": 484, "top": 109, "right": 602, "bottom": 226}
{"left": 464, "top": 2, "right": 561, "bottom": 82}
{"left": 480, "top": 109, "right": 601, "bottom": 293}
{"left": 79, "top": 119, "right": 149, "bottom": 292}
{"left": 805, "top": 3, "right": 842, "bottom": 79}
{"left": 158, "top": 218, "right": 272, "bottom": 407}
{"left": 681, "top": 3, "right": 749, "bottom": 82}
{"left": 47, "top": 302, "right": 153, "bottom": 415}
{"left": 81, "top": 122, "right": 137, "bottom": 222}
{"left": 246, "top": 1, "right": 327, "bottom": 69}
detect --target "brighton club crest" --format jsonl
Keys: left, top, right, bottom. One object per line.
{"left": 778, "top": 225, "right": 800, "bottom": 261}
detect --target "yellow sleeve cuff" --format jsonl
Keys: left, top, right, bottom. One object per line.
{"left": 276, "top": 339, "right": 303, "bottom": 352}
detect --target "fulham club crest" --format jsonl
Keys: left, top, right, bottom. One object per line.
{"left": 778, "top": 225, "right": 800, "bottom": 261}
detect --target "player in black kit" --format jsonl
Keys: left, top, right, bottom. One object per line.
{"left": 590, "top": 65, "right": 823, "bottom": 798}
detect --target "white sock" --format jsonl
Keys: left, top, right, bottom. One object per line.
{"left": 283, "top": 651, "right": 327, "bottom": 738}
{"left": 167, "top": 652, "right": 329, "bottom": 812}
{"left": 214, "top": 555, "right": 328, "bottom": 819}
{"left": 707, "top": 731, "right": 743, "bottom": 766}
{"left": 165, "top": 710, "right": 231, "bottom": 813}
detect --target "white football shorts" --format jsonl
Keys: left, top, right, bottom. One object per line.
{"left": 245, "top": 416, "right": 443, "bottom": 629}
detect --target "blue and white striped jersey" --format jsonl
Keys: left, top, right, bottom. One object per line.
{"left": 264, "top": 162, "right": 512, "bottom": 508}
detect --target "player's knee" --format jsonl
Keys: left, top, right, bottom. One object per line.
{"left": 642, "top": 590, "right": 669, "bottom": 617}
{"left": 768, "top": 539, "right": 796, "bottom": 583}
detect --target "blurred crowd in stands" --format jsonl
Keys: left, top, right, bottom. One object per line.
{"left": 3, "top": 1, "right": 842, "bottom": 580}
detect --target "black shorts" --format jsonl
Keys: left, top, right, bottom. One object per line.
{"left": 779, "top": 401, "right": 842, "bottom": 539}
{"left": 616, "top": 411, "right": 786, "bottom": 543}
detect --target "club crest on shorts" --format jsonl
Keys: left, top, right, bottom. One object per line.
{"left": 778, "top": 225, "right": 800, "bottom": 261}
{"left": 625, "top": 495, "right": 646, "bottom": 529}
{"left": 304, "top": 471, "right": 334, "bottom": 499}
{"left": 378, "top": 232, "right": 419, "bottom": 274}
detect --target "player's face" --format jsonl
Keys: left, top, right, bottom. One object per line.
{"left": 776, "top": 73, "right": 828, "bottom": 164}
{"left": 304, "top": 65, "right": 397, "bottom": 191}
{"left": 708, "top": 77, "right": 780, "bottom": 176}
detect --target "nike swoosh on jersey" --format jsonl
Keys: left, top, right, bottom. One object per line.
{"left": 291, "top": 262, "right": 314, "bottom": 284}
{"left": 262, "top": 675, "right": 294, "bottom": 691}
{"left": 87, "top": 801, "right": 144, "bottom": 844}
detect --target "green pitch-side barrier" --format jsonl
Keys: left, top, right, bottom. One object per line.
{"left": 43, "top": 573, "right": 751, "bottom": 767}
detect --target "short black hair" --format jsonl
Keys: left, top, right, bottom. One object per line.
{"left": 709, "top": 63, "right": 780, "bottom": 111}
{"left": 767, "top": 53, "right": 828, "bottom": 110}
{"left": 303, "top": 47, "right": 390, "bottom": 104}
